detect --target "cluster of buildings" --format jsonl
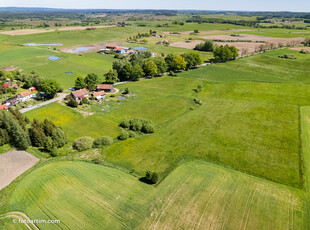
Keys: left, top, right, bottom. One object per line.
{"left": 2, "top": 82, "right": 18, "bottom": 90}
{"left": 98, "top": 44, "right": 155, "bottom": 57}
{"left": 0, "top": 89, "right": 37, "bottom": 110}
{"left": 71, "top": 84, "right": 114, "bottom": 101}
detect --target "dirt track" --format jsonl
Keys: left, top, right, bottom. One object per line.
{"left": 0, "top": 150, "right": 39, "bottom": 190}
{"left": 0, "top": 25, "right": 116, "bottom": 36}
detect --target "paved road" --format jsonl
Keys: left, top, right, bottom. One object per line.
{"left": 20, "top": 93, "right": 67, "bottom": 113}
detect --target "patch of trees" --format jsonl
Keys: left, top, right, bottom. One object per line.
{"left": 194, "top": 40, "right": 214, "bottom": 52}
{"left": 0, "top": 109, "right": 67, "bottom": 153}
{"left": 73, "top": 135, "right": 114, "bottom": 151}
{"left": 118, "top": 118, "right": 155, "bottom": 140}
{"left": 74, "top": 73, "right": 99, "bottom": 90}
{"left": 213, "top": 45, "right": 239, "bottom": 62}
{"left": 112, "top": 52, "right": 201, "bottom": 82}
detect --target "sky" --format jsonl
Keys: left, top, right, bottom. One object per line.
{"left": 0, "top": 0, "right": 309, "bottom": 12}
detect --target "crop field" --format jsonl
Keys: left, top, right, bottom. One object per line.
{"left": 0, "top": 160, "right": 304, "bottom": 230}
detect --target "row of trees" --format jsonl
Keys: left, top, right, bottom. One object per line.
{"left": 110, "top": 52, "right": 202, "bottom": 82}
{"left": 0, "top": 109, "right": 67, "bottom": 152}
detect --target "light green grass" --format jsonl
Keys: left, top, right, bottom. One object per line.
{"left": 0, "top": 160, "right": 304, "bottom": 230}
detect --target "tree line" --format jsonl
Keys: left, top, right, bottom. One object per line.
{"left": 0, "top": 109, "right": 67, "bottom": 154}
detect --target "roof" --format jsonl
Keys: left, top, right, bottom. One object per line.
{"left": 3, "top": 83, "right": 10, "bottom": 88}
{"left": 106, "top": 44, "right": 117, "bottom": 48}
{"left": 114, "top": 48, "right": 124, "bottom": 52}
{"left": 71, "top": 88, "right": 89, "bottom": 98}
{"left": 97, "top": 84, "right": 113, "bottom": 90}
{"left": 93, "top": 91, "right": 106, "bottom": 97}
{"left": 0, "top": 105, "right": 8, "bottom": 110}
{"left": 20, "top": 90, "right": 32, "bottom": 98}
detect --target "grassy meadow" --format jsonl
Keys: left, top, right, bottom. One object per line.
{"left": 0, "top": 160, "right": 304, "bottom": 230}
{"left": 23, "top": 48, "right": 310, "bottom": 188}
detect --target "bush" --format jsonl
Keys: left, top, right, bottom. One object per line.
{"left": 93, "top": 136, "right": 114, "bottom": 148}
{"left": 120, "top": 119, "right": 130, "bottom": 128}
{"left": 145, "top": 171, "right": 159, "bottom": 184}
{"left": 141, "top": 120, "right": 155, "bottom": 133}
{"left": 118, "top": 131, "right": 129, "bottom": 140}
{"left": 73, "top": 137, "right": 94, "bottom": 151}
{"left": 68, "top": 98, "right": 78, "bottom": 108}
{"left": 130, "top": 118, "right": 143, "bottom": 131}
{"left": 128, "top": 130, "right": 136, "bottom": 138}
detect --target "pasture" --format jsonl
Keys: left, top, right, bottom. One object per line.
{"left": 0, "top": 160, "right": 304, "bottom": 230}
{"left": 23, "top": 48, "right": 310, "bottom": 188}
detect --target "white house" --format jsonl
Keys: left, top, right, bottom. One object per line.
{"left": 19, "top": 90, "right": 33, "bottom": 102}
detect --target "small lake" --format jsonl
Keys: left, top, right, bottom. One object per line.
{"left": 49, "top": 56, "right": 61, "bottom": 61}
{"left": 117, "top": 96, "right": 127, "bottom": 100}
{"left": 65, "top": 72, "right": 73, "bottom": 74}
{"left": 24, "top": 43, "right": 62, "bottom": 46}
{"left": 73, "top": 47, "right": 90, "bottom": 52}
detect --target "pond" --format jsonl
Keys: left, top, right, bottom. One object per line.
{"left": 117, "top": 96, "right": 127, "bottom": 100}
{"left": 65, "top": 72, "right": 73, "bottom": 74}
{"left": 48, "top": 56, "right": 61, "bottom": 61}
{"left": 24, "top": 43, "right": 62, "bottom": 46}
{"left": 133, "top": 47, "right": 147, "bottom": 50}
{"left": 73, "top": 47, "right": 90, "bottom": 53}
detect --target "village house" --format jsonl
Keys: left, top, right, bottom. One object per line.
{"left": 106, "top": 44, "right": 118, "bottom": 50}
{"left": 97, "top": 84, "right": 114, "bottom": 93}
{"left": 71, "top": 88, "right": 89, "bottom": 101}
{"left": 3, "top": 83, "right": 18, "bottom": 89}
{"left": 0, "top": 104, "right": 8, "bottom": 110}
{"left": 93, "top": 91, "right": 106, "bottom": 100}
{"left": 19, "top": 90, "right": 33, "bottom": 102}
{"left": 114, "top": 47, "right": 126, "bottom": 54}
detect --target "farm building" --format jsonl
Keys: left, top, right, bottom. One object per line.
{"left": 106, "top": 44, "right": 118, "bottom": 50}
{"left": 0, "top": 104, "right": 8, "bottom": 110}
{"left": 93, "top": 91, "right": 106, "bottom": 100}
{"left": 71, "top": 88, "right": 89, "bottom": 100}
{"left": 97, "top": 84, "right": 114, "bottom": 92}
{"left": 29, "top": 87, "right": 36, "bottom": 91}
{"left": 3, "top": 83, "right": 18, "bottom": 89}
{"left": 19, "top": 90, "right": 33, "bottom": 102}
{"left": 114, "top": 48, "right": 126, "bottom": 54}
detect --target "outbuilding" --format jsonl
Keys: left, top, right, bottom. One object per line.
{"left": 97, "top": 84, "right": 114, "bottom": 93}
{"left": 93, "top": 91, "right": 106, "bottom": 100}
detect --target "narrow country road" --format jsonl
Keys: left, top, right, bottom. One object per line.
{"left": 20, "top": 93, "right": 67, "bottom": 114}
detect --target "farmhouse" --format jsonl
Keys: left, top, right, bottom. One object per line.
{"left": 114, "top": 47, "right": 125, "bottom": 54}
{"left": 3, "top": 83, "right": 18, "bottom": 89}
{"left": 106, "top": 44, "right": 118, "bottom": 50}
{"left": 0, "top": 104, "right": 8, "bottom": 110}
{"left": 93, "top": 91, "right": 106, "bottom": 100}
{"left": 71, "top": 88, "right": 89, "bottom": 100}
{"left": 97, "top": 84, "right": 114, "bottom": 92}
{"left": 19, "top": 90, "right": 33, "bottom": 102}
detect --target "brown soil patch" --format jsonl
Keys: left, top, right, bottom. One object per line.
{"left": 0, "top": 150, "right": 39, "bottom": 190}
{"left": 61, "top": 42, "right": 122, "bottom": 54}
{"left": 169, "top": 40, "right": 205, "bottom": 49}
{"left": 200, "top": 34, "right": 304, "bottom": 45}
{"left": 0, "top": 66, "right": 19, "bottom": 72}
{"left": 290, "top": 47, "right": 310, "bottom": 52}
{"left": 0, "top": 25, "right": 116, "bottom": 36}
{"left": 164, "top": 29, "right": 254, "bottom": 35}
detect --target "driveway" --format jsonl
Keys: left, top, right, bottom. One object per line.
{"left": 20, "top": 93, "right": 67, "bottom": 114}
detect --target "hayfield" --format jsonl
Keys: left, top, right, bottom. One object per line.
{"left": 0, "top": 160, "right": 304, "bottom": 230}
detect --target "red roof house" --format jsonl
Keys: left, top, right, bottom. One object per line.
{"left": 0, "top": 105, "right": 8, "bottom": 110}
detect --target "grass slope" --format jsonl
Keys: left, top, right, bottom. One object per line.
{"left": 0, "top": 160, "right": 304, "bottom": 230}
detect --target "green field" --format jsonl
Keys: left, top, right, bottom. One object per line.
{"left": 0, "top": 160, "right": 304, "bottom": 230}
{"left": 24, "top": 48, "right": 310, "bottom": 188}
{"left": 1, "top": 15, "right": 310, "bottom": 229}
